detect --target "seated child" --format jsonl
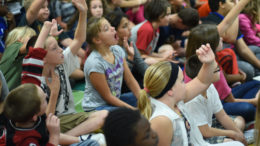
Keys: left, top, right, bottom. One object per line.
{"left": 185, "top": 55, "right": 247, "bottom": 145}
{"left": 130, "top": 0, "right": 174, "bottom": 65}
{"left": 21, "top": 0, "right": 108, "bottom": 138}
{"left": 0, "top": 83, "right": 60, "bottom": 146}
{"left": 103, "top": 107, "right": 159, "bottom": 146}
{"left": 83, "top": 17, "right": 141, "bottom": 111}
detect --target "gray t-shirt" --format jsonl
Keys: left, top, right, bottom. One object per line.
{"left": 82, "top": 45, "right": 125, "bottom": 111}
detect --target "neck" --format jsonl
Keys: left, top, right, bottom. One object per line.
{"left": 42, "top": 64, "right": 56, "bottom": 77}
{"left": 169, "top": 14, "right": 178, "bottom": 27}
{"left": 151, "top": 21, "right": 160, "bottom": 31}
{"left": 202, "top": 90, "right": 207, "bottom": 99}
{"left": 158, "top": 95, "right": 178, "bottom": 111}
{"left": 216, "top": 9, "right": 226, "bottom": 16}
{"left": 96, "top": 45, "right": 112, "bottom": 56}
{"left": 15, "top": 120, "right": 36, "bottom": 128}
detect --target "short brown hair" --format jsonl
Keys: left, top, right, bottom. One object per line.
{"left": 3, "top": 84, "right": 41, "bottom": 123}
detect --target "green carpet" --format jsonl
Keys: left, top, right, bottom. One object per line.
{"left": 72, "top": 90, "right": 84, "bottom": 113}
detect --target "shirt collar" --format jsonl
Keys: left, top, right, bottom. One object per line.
{"left": 210, "top": 12, "right": 224, "bottom": 20}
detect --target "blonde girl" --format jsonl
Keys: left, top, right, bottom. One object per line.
{"left": 0, "top": 26, "right": 36, "bottom": 90}
{"left": 82, "top": 17, "right": 141, "bottom": 111}
{"left": 138, "top": 44, "right": 243, "bottom": 146}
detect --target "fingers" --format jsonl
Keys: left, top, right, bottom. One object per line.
{"left": 46, "top": 113, "right": 60, "bottom": 127}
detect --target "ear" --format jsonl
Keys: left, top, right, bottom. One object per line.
{"left": 92, "top": 37, "right": 102, "bottom": 45}
{"left": 177, "top": 17, "right": 182, "bottom": 23}
{"left": 167, "top": 89, "right": 174, "bottom": 96}
{"left": 32, "top": 114, "right": 38, "bottom": 122}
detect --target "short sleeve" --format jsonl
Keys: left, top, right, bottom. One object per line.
{"left": 63, "top": 47, "right": 80, "bottom": 76}
{"left": 185, "top": 97, "right": 209, "bottom": 126}
{"left": 208, "top": 85, "right": 223, "bottom": 114}
{"left": 84, "top": 52, "right": 105, "bottom": 76}
{"left": 136, "top": 27, "right": 154, "bottom": 53}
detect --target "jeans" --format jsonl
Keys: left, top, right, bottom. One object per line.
{"left": 222, "top": 80, "right": 260, "bottom": 122}
{"left": 95, "top": 92, "right": 137, "bottom": 111}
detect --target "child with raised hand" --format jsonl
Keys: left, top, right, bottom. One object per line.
{"left": 138, "top": 44, "right": 244, "bottom": 146}
{"left": 21, "top": 0, "right": 108, "bottom": 140}
{"left": 1, "top": 83, "right": 60, "bottom": 146}
{"left": 185, "top": 55, "right": 247, "bottom": 145}
{"left": 130, "top": 0, "right": 175, "bottom": 65}
{"left": 83, "top": 17, "right": 141, "bottom": 111}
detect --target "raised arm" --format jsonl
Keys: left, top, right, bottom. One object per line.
{"left": 26, "top": 0, "right": 47, "bottom": 25}
{"left": 217, "top": 0, "right": 250, "bottom": 36}
{"left": 34, "top": 21, "right": 53, "bottom": 48}
{"left": 69, "top": 0, "right": 87, "bottom": 55}
{"left": 185, "top": 44, "right": 218, "bottom": 102}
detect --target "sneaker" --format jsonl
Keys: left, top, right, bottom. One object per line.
{"left": 244, "top": 129, "right": 255, "bottom": 144}
{"left": 79, "top": 133, "right": 106, "bottom": 146}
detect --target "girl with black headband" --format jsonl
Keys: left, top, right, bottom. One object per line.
{"left": 138, "top": 44, "right": 243, "bottom": 146}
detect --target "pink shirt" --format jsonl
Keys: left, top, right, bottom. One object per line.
{"left": 184, "top": 70, "right": 231, "bottom": 100}
{"left": 239, "top": 14, "right": 260, "bottom": 47}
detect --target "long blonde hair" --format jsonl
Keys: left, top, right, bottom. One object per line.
{"left": 5, "top": 26, "right": 36, "bottom": 48}
{"left": 256, "top": 93, "right": 260, "bottom": 146}
{"left": 242, "top": 0, "right": 260, "bottom": 25}
{"left": 138, "top": 61, "right": 172, "bottom": 119}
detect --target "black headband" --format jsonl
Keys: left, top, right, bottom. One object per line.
{"left": 155, "top": 62, "right": 179, "bottom": 98}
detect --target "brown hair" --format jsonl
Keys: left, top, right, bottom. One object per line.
{"left": 3, "top": 84, "right": 41, "bottom": 122}
{"left": 186, "top": 24, "right": 219, "bottom": 58}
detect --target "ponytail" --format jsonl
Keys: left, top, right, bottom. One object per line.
{"left": 138, "top": 89, "right": 152, "bottom": 119}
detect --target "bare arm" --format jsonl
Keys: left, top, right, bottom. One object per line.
{"left": 199, "top": 124, "right": 237, "bottom": 138}
{"left": 69, "top": 0, "right": 87, "bottom": 55}
{"left": 150, "top": 116, "right": 173, "bottom": 146}
{"left": 89, "top": 72, "right": 136, "bottom": 109}
{"left": 119, "top": 0, "right": 146, "bottom": 8}
{"left": 236, "top": 38, "right": 260, "bottom": 69}
{"left": 217, "top": 0, "right": 250, "bottom": 37}
{"left": 34, "top": 21, "right": 52, "bottom": 48}
{"left": 26, "top": 0, "right": 46, "bottom": 25}
{"left": 185, "top": 44, "right": 218, "bottom": 102}
{"left": 215, "top": 109, "right": 247, "bottom": 145}
{"left": 123, "top": 59, "right": 141, "bottom": 98}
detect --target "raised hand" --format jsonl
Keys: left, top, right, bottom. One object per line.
{"left": 50, "top": 19, "right": 63, "bottom": 37}
{"left": 123, "top": 37, "right": 134, "bottom": 61}
{"left": 196, "top": 43, "right": 215, "bottom": 64}
{"left": 72, "top": 0, "right": 88, "bottom": 13}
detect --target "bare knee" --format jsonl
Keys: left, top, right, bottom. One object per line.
{"left": 234, "top": 116, "right": 245, "bottom": 131}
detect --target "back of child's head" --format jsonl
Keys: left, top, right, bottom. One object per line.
{"left": 3, "top": 83, "right": 41, "bottom": 123}
{"left": 103, "top": 107, "right": 142, "bottom": 146}
{"left": 105, "top": 11, "right": 127, "bottom": 30}
{"left": 5, "top": 26, "right": 36, "bottom": 48}
{"left": 139, "top": 61, "right": 177, "bottom": 119}
{"left": 185, "top": 55, "right": 202, "bottom": 79}
{"left": 186, "top": 24, "right": 219, "bottom": 58}
{"left": 177, "top": 7, "right": 199, "bottom": 29}
{"left": 208, "top": 0, "right": 226, "bottom": 12}
{"left": 144, "top": 0, "right": 170, "bottom": 22}
{"left": 86, "top": 17, "right": 106, "bottom": 50}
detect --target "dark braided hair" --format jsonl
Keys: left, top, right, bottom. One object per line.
{"left": 103, "top": 108, "right": 142, "bottom": 146}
